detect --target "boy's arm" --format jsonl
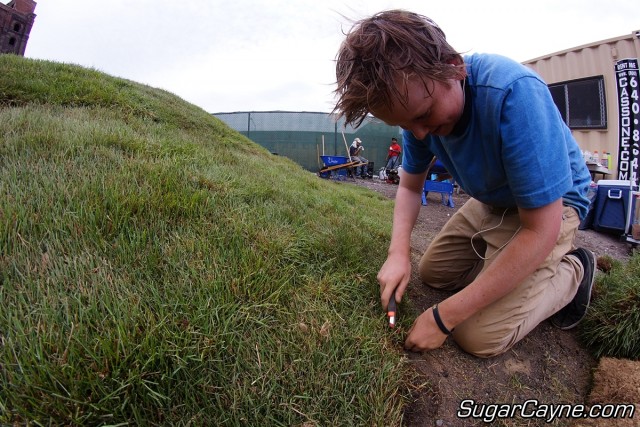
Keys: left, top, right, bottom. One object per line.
{"left": 378, "top": 170, "right": 427, "bottom": 309}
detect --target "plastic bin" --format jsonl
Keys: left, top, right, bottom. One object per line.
{"left": 320, "top": 155, "right": 350, "bottom": 166}
{"left": 593, "top": 180, "right": 637, "bottom": 234}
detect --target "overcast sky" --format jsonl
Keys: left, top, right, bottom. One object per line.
{"left": 20, "top": 0, "right": 639, "bottom": 114}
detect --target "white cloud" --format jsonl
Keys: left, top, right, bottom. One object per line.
{"left": 24, "top": 0, "right": 640, "bottom": 113}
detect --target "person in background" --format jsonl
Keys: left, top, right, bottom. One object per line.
{"left": 385, "top": 137, "right": 402, "bottom": 170}
{"left": 333, "top": 10, "right": 595, "bottom": 358}
{"left": 349, "top": 137, "right": 368, "bottom": 177}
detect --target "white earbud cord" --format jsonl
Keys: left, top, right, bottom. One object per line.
{"left": 471, "top": 208, "right": 522, "bottom": 260}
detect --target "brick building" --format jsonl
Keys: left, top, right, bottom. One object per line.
{"left": 0, "top": 0, "right": 36, "bottom": 56}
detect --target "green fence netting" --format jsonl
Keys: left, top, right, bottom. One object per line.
{"left": 213, "top": 111, "right": 402, "bottom": 173}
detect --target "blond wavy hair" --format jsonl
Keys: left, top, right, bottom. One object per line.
{"left": 333, "top": 10, "right": 467, "bottom": 127}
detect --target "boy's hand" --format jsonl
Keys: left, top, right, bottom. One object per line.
{"left": 404, "top": 308, "right": 448, "bottom": 352}
{"left": 377, "top": 253, "right": 411, "bottom": 309}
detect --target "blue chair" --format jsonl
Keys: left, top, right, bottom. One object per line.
{"left": 421, "top": 158, "right": 455, "bottom": 208}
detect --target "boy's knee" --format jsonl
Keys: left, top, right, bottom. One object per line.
{"left": 418, "top": 257, "right": 482, "bottom": 291}
{"left": 418, "top": 261, "right": 435, "bottom": 285}
{"left": 418, "top": 265, "right": 456, "bottom": 290}
{"left": 452, "top": 322, "right": 516, "bottom": 358}
{"left": 418, "top": 256, "right": 453, "bottom": 288}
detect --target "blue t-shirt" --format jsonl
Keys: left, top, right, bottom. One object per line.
{"left": 402, "top": 53, "right": 591, "bottom": 219}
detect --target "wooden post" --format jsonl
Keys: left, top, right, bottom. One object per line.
{"left": 342, "top": 132, "right": 351, "bottom": 161}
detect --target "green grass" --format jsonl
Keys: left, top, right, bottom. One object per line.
{"left": 0, "top": 54, "right": 408, "bottom": 425}
{"left": 579, "top": 254, "right": 640, "bottom": 360}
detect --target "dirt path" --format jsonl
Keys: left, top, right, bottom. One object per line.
{"left": 348, "top": 178, "right": 636, "bottom": 427}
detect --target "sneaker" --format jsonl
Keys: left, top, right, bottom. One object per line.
{"left": 551, "top": 248, "right": 596, "bottom": 330}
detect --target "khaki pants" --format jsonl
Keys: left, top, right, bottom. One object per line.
{"left": 419, "top": 198, "right": 583, "bottom": 358}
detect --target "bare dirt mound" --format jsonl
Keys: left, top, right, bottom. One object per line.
{"left": 346, "top": 178, "right": 638, "bottom": 427}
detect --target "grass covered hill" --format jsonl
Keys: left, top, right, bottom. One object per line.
{"left": 0, "top": 54, "right": 407, "bottom": 425}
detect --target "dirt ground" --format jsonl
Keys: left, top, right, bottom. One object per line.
{"left": 346, "top": 177, "right": 638, "bottom": 427}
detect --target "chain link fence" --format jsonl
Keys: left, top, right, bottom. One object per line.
{"left": 213, "top": 111, "right": 402, "bottom": 173}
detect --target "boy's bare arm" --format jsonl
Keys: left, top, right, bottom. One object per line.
{"left": 378, "top": 170, "right": 427, "bottom": 309}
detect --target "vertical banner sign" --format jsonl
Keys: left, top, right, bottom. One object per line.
{"left": 615, "top": 58, "right": 639, "bottom": 185}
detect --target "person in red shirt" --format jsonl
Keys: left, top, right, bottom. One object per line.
{"left": 385, "top": 137, "right": 402, "bottom": 170}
